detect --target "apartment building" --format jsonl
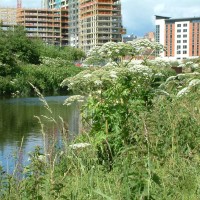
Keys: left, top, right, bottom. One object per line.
{"left": 144, "top": 31, "right": 155, "bottom": 42}
{"left": 79, "top": 0, "right": 123, "bottom": 51}
{"left": 0, "top": 8, "right": 17, "bottom": 29}
{"left": 155, "top": 15, "right": 200, "bottom": 59}
{"left": 1, "top": 0, "right": 124, "bottom": 51}
{"left": 17, "top": 8, "right": 68, "bottom": 46}
{"left": 48, "top": 0, "right": 69, "bottom": 9}
{"left": 0, "top": 7, "right": 68, "bottom": 46}
{"left": 48, "top": 0, "right": 79, "bottom": 47}
{"left": 47, "top": 0, "right": 124, "bottom": 51}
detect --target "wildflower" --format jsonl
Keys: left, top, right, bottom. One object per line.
{"left": 83, "top": 73, "right": 92, "bottom": 78}
{"left": 165, "top": 76, "right": 177, "bottom": 83}
{"left": 188, "top": 79, "right": 200, "bottom": 87}
{"left": 128, "top": 64, "right": 152, "bottom": 75}
{"left": 177, "top": 87, "right": 190, "bottom": 97}
{"left": 94, "top": 80, "right": 103, "bottom": 86}
{"left": 110, "top": 71, "right": 118, "bottom": 79}
{"left": 191, "top": 64, "right": 199, "bottom": 71}
{"left": 63, "top": 95, "right": 85, "bottom": 106}
{"left": 69, "top": 143, "right": 91, "bottom": 149}
{"left": 177, "top": 74, "right": 186, "bottom": 80}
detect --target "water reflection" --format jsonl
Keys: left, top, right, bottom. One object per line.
{"left": 0, "top": 96, "right": 79, "bottom": 171}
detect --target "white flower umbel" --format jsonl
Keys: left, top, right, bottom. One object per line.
{"left": 63, "top": 95, "right": 85, "bottom": 106}
{"left": 110, "top": 70, "right": 118, "bottom": 79}
{"left": 94, "top": 80, "right": 103, "bottom": 86}
{"left": 69, "top": 143, "right": 91, "bottom": 150}
{"left": 188, "top": 79, "right": 200, "bottom": 87}
{"left": 83, "top": 73, "right": 92, "bottom": 78}
{"left": 165, "top": 76, "right": 177, "bottom": 83}
{"left": 191, "top": 64, "right": 200, "bottom": 71}
{"left": 177, "top": 87, "right": 190, "bottom": 97}
{"left": 128, "top": 64, "right": 152, "bottom": 76}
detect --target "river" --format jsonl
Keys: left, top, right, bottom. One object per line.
{"left": 0, "top": 96, "right": 79, "bottom": 172}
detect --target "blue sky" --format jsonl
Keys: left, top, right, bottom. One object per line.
{"left": 1, "top": 0, "right": 200, "bottom": 36}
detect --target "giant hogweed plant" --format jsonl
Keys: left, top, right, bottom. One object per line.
{"left": 61, "top": 40, "right": 165, "bottom": 160}
{"left": 158, "top": 61, "right": 200, "bottom": 97}
{"left": 84, "top": 39, "right": 164, "bottom": 67}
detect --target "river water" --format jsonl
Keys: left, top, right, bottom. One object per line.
{"left": 0, "top": 96, "right": 79, "bottom": 172}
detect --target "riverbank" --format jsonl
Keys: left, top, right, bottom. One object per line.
{"left": 0, "top": 62, "right": 83, "bottom": 97}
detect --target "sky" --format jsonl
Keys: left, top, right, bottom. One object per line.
{"left": 1, "top": 0, "right": 200, "bottom": 37}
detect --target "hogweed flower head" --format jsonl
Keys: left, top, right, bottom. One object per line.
{"left": 63, "top": 95, "right": 85, "bottom": 106}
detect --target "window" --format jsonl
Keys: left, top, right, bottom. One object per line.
{"left": 183, "top": 29, "right": 187, "bottom": 32}
{"left": 183, "top": 34, "right": 187, "bottom": 38}
{"left": 177, "top": 35, "right": 181, "bottom": 38}
{"left": 183, "top": 40, "right": 187, "bottom": 43}
{"left": 177, "top": 50, "right": 181, "bottom": 54}
{"left": 177, "top": 40, "right": 181, "bottom": 43}
{"left": 177, "top": 45, "right": 181, "bottom": 49}
{"left": 177, "top": 29, "right": 181, "bottom": 33}
{"left": 177, "top": 24, "right": 181, "bottom": 27}
{"left": 183, "top": 50, "right": 187, "bottom": 54}
{"left": 183, "top": 45, "right": 187, "bottom": 49}
{"left": 183, "top": 23, "right": 187, "bottom": 27}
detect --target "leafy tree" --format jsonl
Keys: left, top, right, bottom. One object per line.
{"left": 0, "top": 26, "right": 40, "bottom": 76}
{"left": 8, "top": 26, "right": 40, "bottom": 65}
{"left": 36, "top": 41, "right": 85, "bottom": 61}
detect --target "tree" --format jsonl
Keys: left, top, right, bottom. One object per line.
{"left": 0, "top": 26, "right": 41, "bottom": 76}
{"left": 8, "top": 26, "right": 40, "bottom": 64}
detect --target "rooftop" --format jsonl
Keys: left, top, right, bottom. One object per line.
{"left": 155, "top": 15, "right": 200, "bottom": 22}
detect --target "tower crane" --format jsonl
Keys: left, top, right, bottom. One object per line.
{"left": 17, "top": 0, "right": 22, "bottom": 8}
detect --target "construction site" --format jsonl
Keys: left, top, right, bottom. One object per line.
{"left": 0, "top": 0, "right": 125, "bottom": 51}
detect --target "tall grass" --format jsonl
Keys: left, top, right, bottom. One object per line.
{"left": 0, "top": 89, "right": 200, "bottom": 199}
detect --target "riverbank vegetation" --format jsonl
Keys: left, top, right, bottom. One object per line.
{"left": 1, "top": 40, "right": 200, "bottom": 199}
{"left": 0, "top": 26, "right": 85, "bottom": 96}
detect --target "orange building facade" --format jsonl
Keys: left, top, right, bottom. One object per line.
{"left": 17, "top": 8, "right": 68, "bottom": 46}
{"left": 1, "top": 0, "right": 124, "bottom": 51}
{"left": 48, "top": 0, "right": 124, "bottom": 51}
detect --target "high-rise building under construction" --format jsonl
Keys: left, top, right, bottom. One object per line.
{"left": 0, "top": 0, "right": 125, "bottom": 51}
{"left": 46, "top": 0, "right": 124, "bottom": 51}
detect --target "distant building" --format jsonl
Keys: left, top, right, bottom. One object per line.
{"left": 144, "top": 31, "right": 155, "bottom": 42}
{"left": 17, "top": 8, "right": 68, "bottom": 46}
{"left": 0, "top": 7, "right": 68, "bottom": 46}
{"left": 122, "top": 34, "right": 137, "bottom": 43}
{"left": 155, "top": 15, "right": 200, "bottom": 59}
{"left": 1, "top": 0, "right": 125, "bottom": 51}
{"left": 45, "top": 0, "right": 125, "bottom": 51}
{"left": 0, "top": 8, "right": 17, "bottom": 29}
